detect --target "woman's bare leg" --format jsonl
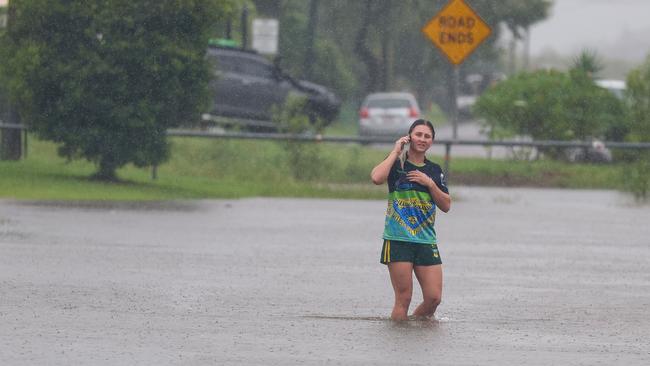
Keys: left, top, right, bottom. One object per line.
{"left": 412, "top": 265, "right": 443, "bottom": 319}
{"left": 387, "top": 262, "right": 414, "bottom": 321}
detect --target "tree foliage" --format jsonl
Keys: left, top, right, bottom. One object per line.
{"left": 626, "top": 55, "right": 650, "bottom": 143}
{"left": 571, "top": 49, "right": 604, "bottom": 78}
{"left": 498, "top": 0, "right": 552, "bottom": 38}
{"left": 0, "top": 0, "right": 232, "bottom": 180}
{"left": 623, "top": 54, "right": 650, "bottom": 200}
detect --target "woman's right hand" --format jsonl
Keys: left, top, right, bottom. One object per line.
{"left": 393, "top": 135, "right": 410, "bottom": 154}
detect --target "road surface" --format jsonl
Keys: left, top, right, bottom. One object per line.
{"left": 1, "top": 187, "right": 649, "bottom": 365}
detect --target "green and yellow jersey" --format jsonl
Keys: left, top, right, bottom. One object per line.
{"left": 382, "top": 158, "right": 448, "bottom": 244}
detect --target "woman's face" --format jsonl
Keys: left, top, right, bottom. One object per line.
{"left": 409, "top": 124, "right": 434, "bottom": 153}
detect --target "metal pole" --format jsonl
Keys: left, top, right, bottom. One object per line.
{"left": 443, "top": 142, "right": 451, "bottom": 180}
{"left": 23, "top": 128, "right": 27, "bottom": 158}
{"left": 241, "top": 5, "right": 248, "bottom": 49}
{"left": 451, "top": 65, "right": 460, "bottom": 140}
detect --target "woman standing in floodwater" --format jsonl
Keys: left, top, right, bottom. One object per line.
{"left": 370, "top": 119, "right": 451, "bottom": 321}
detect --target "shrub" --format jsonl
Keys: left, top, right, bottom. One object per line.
{"left": 475, "top": 69, "right": 625, "bottom": 159}
{"left": 273, "top": 96, "right": 332, "bottom": 181}
{"left": 623, "top": 55, "right": 650, "bottom": 200}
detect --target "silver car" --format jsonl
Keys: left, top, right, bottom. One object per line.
{"left": 358, "top": 92, "right": 421, "bottom": 137}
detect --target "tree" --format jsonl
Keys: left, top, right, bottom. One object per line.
{"left": 496, "top": 0, "right": 552, "bottom": 73}
{"left": 260, "top": 0, "right": 358, "bottom": 101}
{"left": 0, "top": 0, "right": 232, "bottom": 180}
{"left": 571, "top": 49, "right": 604, "bottom": 78}
{"left": 624, "top": 54, "right": 650, "bottom": 200}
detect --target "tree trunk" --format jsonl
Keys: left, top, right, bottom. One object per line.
{"left": 380, "top": 25, "right": 391, "bottom": 91}
{"left": 354, "top": 0, "right": 380, "bottom": 93}
{"left": 379, "top": 1, "right": 393, "bottom": 91}
{"left": 0, "top": 108, "right": 22, "bottom": 161}
{"left": 509, "top": 35, "right": 517, "bottom": 75}
{"left": 304, "top": 0, "right": 320, "bottom": 80}
{"left": 94, "top": 156, "right": 118, "bottom": 181}
{"left": 523, "top": 26, "right": 531, "bottom": 71}
{"left": 1, "top": 2, "right": 22, "bottom": 161}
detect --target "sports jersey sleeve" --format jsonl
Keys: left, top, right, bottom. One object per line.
{"left": 386, "top": 159, "right": 401, "bottom": 192}
{"left": 430, "top": 165, "right": 449, "bottom": 194}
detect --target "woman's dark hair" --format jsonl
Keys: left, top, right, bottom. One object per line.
{"left": 408, "top": 119, "right": 435, "bottom": 139}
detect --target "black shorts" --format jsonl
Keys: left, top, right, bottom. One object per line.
{"left": 380, "top": 239, "right": 442, "bottom": 266}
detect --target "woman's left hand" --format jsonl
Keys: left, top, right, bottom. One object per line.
{"left": 406, "top": 170, "right": 433, "bottom": 188}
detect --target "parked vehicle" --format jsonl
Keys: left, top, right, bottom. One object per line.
{"left": 565, "top": 139, "right": 613, "bottom": 163}
{"left": 206, "top": 46, "right": 341, "bottom": 128}
{"left": 595, "top": 79, "right": 626, "bottom": 99}
{"left": 456, "top": 94, "right": 477, "bottom": 119}
{"left": 358, "top": 92, "right": 420, "bottom": 137}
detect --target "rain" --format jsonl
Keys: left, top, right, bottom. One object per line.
{"left": 1, "top": 1, "right": 649, "bottom": 364}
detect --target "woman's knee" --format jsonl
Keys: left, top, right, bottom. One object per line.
{"left": 424, "top": 293, "right": 442, "bottom": 307}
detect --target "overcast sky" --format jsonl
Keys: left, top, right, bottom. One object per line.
{"left": 530, "top": 0, "right": 650, "bottom": 61}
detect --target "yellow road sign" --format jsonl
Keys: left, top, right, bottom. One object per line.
{"left": 421, "top": 0, "right": 491, "bottom": 65}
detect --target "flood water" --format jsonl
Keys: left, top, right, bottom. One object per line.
{"left": 1, "top": 187, "right": 649, "bottom": 365}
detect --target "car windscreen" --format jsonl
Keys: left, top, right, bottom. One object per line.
{"left": 208, "top": 54, "right": 238, "bottom": 73}
{"left": 366, "top": 99, "right": 412, "bottom": 109}
{"left": 208, "top": 54, "right": 273, "bottom": 79}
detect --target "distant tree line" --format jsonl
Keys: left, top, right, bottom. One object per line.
{"left": 242, "top": 0, "right": 552, "bottom": 111}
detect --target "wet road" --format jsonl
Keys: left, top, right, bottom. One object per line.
{"left": 1, "top": 187, "right": 649, "bottom": 365}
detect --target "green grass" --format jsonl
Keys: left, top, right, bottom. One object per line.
{"left": 450, "top": 157, "right": 626, "bottom": 189}
{"left": 0, "top": 134, "right": 633, "bottom": 201}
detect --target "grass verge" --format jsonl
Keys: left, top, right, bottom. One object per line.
{"left": 0, "top": 135, "right": 631, "bottom": 201}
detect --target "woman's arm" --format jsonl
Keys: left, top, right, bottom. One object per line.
{"left": 370, "top": 136, "right": 409, "bottom": 185}
{"left": 405, "top": 170, "right": 451, "bottom": 213}
{"left": 427, "top": 179, "right": 451, "bottom": 213}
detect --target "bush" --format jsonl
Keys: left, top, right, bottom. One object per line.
{"left": 474, "top": 69, "right": 625, "bottom": 159}
{"left": 273, "top": 96, "right": 332, "bottom": 181}
{"left": 623, "top": 55, "right": 650, "bottom": 200}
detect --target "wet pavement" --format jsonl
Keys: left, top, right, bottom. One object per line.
{"left": 1, "top": 187, "right": 649, "bottom": 365}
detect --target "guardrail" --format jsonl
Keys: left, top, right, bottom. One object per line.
{"left": 4, "top": 124, "right": 650, "bottom": 177}
{"left": 0, "top": 123, "right": 26, "bottom": 130}
{"left": 166, "top": 129, "right": 650, "bottom": 177}
{"left": 166, "top": 128, "right": 650, "bottom": 149}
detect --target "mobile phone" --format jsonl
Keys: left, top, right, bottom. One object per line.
{"left": 399, "top": 136, "right": 409, "bottom": 170}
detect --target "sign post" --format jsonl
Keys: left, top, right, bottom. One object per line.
{"left": 421, "top": 0, "right": 491, "bottom": 176}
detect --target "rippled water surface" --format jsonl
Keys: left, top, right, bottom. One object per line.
{"left": 1, "top": 187, "right": 649, "bottom": 365}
